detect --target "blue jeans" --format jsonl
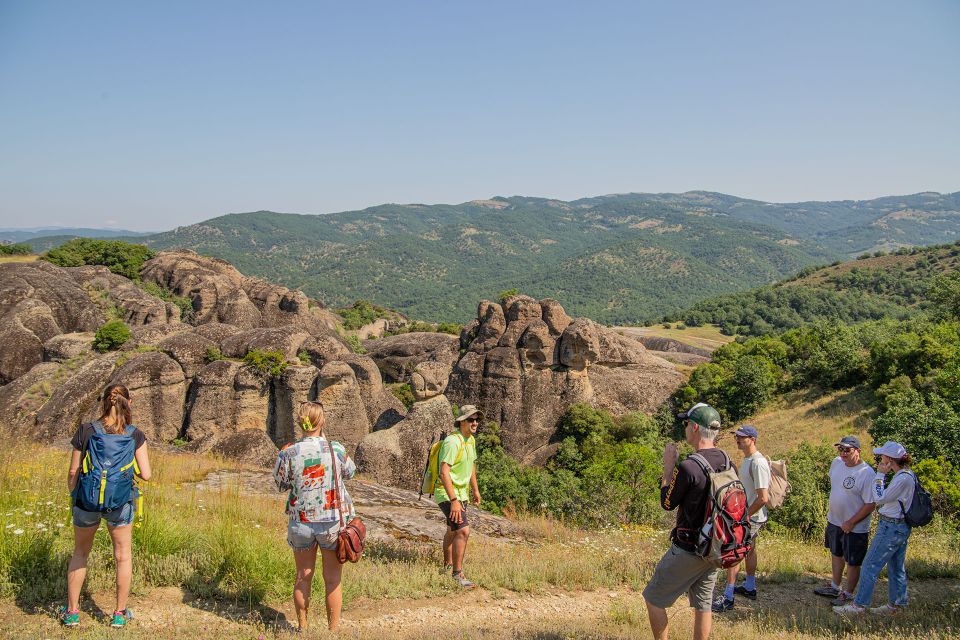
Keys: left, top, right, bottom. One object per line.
{"left": 854, "top": 519, "right": 911, "bottom": 608}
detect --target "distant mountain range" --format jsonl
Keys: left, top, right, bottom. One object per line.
{"left": 24, "top": 190, "right": 960, "bottom": 324}
{"left": 3, "top": 227, "right": 149, "bottom": 249}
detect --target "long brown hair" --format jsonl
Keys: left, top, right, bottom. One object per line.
{"left": 99, "top": 384, "right": 132, "bottom": 434}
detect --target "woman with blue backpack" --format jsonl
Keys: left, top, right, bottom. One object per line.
{"left": 62, "top": 384, "right": 152, "bottom": 629}
{"left": 834, "top": 441, "right": 918, "bottom": 617}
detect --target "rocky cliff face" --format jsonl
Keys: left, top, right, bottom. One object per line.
{"left": 446, "top": 296, "right": 683, "bottom": 463}
{"left": 0, "top": 252, "right": 404, "bottom": 463}
{"left": 0, "top": 255, "right": 684, "bottom": 476}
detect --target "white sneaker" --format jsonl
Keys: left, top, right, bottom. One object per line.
{"left": 833, "top": 603, "right": 865, "bottom": 616}
{"left": 869, "top": 604, "right": 902, "bottom": 616}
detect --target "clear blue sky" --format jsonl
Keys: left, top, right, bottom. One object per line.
{"left": 1, "top": 1, "right": 957, "bottom": 231}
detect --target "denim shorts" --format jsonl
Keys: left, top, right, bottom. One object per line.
{"left": 287, "top": 517, "right": 340, "bottom": 551}
{"left": 72, "top": 502, "right": 134, "bottom": 528}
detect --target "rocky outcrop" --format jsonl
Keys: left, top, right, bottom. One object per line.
{"left": 43, "top": 333, "right": 94, "bottom": 363}
{"left": 448, "top": 297, "right": 683, "bottom": 461}
{"left": 141, "top": 250, "right": 340, "bottom": 334}
{"left": 211, "top": 429, "right": 278, "bottom": 468}
{"left": 355, "top": 395, "right": 452, "bottom": 491}
{"left": 410, "top": 361, "right": 451, "bottom": 401}
{"left": 362, "top": 332, "right": 460, "bottom": 383}
{"left": 67, "top": 266, "right": 179, "bottom": 325}
{"left": 0, "top": 261, "right": 102, "bottom": 383}
{"left": 110, "top": 352, "right": 187, "bottom": 442}
{"left": 314, "top": 362, "right": 371, "bottom": 454}
{"left": 35, "top": 354, "right": 122, "bottom": 440}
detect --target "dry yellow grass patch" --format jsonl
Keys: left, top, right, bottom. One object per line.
{"left": 0, "top": 255, "right": 38, "bottom": 263}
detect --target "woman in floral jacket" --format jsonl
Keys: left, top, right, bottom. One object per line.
{"left": 273, "top": 401, "right": 356, "bottom": 632}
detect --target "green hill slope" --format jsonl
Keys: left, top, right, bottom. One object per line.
{"left": 134, "top": 190, "right": 960, "bottom": 323}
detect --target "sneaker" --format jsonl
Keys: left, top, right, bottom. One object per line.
{"left": 733, "top": 585, "right": 757, "bottom": 600}
{"left": 59, "top": 607, "right": 80, "bottom": 627}
{"left": 833, "top": 603, "right": 865, "bottom": 616}
{"left": 110, "top": 609, "right": 132, "bottom": 628}
{"left": 711, "top": 595, "right": 734, "bottom": 612}
{"left": 831, "top": 591, "right": 854, "bottom": 606}
{"left": 869, "top": 604, "right": 902, "bottom": 616}
{"left": 452, "top": 572, "right": 476, "bottom": 589}
{"left": 814, "top": 584, "right": 841, "bottom": 598}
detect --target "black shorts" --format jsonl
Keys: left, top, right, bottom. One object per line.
{"left": 438, "top": 501, "right": 469, "bottom": 531}
{"left": 824, "top": 523, "right": 869, "bottom": 566}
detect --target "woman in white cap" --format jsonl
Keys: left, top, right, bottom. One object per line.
{"left": 834, "top": 441, "right": 914, "bottom": 616}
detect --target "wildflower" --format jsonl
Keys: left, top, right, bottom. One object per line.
{"left": 45, "top": 501, "right": 53, "bottom": 505}
{"left": 56, "top": 523, "right": 64, "bottom": 528}
{"left": 13, "top": 528, "right": 23, "bottom": 535}
{"left": 254, "top": 524, "right": 261, "bottom": 528}
{"left": 36, "top": 523, "right": 45, "bottom": 529}
{"left": 4, "top": 524, "right": 12, "bottom": 529}
{"left": 23, "top": 511, "right": 32, "bottom": 516}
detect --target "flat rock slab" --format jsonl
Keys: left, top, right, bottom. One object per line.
{"left": 191, "top": 470, "right": 518, "bottom": 544}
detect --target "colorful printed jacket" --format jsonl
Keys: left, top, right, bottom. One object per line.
{"left": 272, "top": 436, "right": 356, "bottom": 523}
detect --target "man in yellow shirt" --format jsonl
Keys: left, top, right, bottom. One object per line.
{"left": 435, "top": 405, "right": 483, "bottom": 588}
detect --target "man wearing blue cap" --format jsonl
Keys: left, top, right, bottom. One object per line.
{"left": 713, "top": 425, "right": 770, "bottom": 612}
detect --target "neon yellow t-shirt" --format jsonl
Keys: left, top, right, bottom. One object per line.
{"left": 433, "top": 432, "right": 476, "bottom": 503}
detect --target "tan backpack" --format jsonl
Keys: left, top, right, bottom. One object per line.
{"left": 757, "top": 456, "right": 791, "bottom": 509}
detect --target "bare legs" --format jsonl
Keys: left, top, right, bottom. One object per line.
{"left": 67, "top": 523, "right": 132, "bottom": 614}
{"left": 442, "top": 526, "right": 470, "bottom": 573}
{"left": 293, "top": 546, "right": 343, "bottom": 632}
{"left": 645, "top": 600, "right": 712, "bottom": 640}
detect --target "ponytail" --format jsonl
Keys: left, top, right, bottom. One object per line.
{"left": 99, "top": 384, "right": 132, "bottom": 433}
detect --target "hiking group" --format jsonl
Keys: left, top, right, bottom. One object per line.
{"left": 60, "top": 385, "right": 929, "bottom": 636}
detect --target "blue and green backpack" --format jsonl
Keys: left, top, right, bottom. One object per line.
{"left": 73, "top": 422, "right": 142, "bottom": 518}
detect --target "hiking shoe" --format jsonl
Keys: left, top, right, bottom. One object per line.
{"left": 833, "top": 603, "right": 865, "bottom": 616}
{"left": 869, "top": 604, "right": 902, "bottom": 616}
{"left": 59, "top": 607, "right": 80, "bottom": 627}
{"left": 110, "top": 609, "right": 132, "bottom": 628}
{"left": 733, "top": 585, "right": 757, "bottom": 600}
{"left": 452, "top": 572, "right": 476, "bottom": 589}
{"left": 814, "top": 584, "right": 841, "bottom": 598}
{"left": 831, "top": 591, "right": 854, "bottom": 606}
{"left": 711, "top": 595, "right": 734, "bottom": 612}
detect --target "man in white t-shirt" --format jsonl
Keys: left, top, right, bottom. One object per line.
{"left": 813, "top": 435, "right": 876, "bottom": 605}
{"left": 713, "top": 425, "right": 770, "bottom": 612}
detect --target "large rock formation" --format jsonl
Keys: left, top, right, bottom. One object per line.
{"left": 141, "top": 250, "right": 340, "bottom": 333}
{"left": 447, "top": 296, "right": 683, "bottom": 462}
{"left": 362, "top": 332, "right": 460, "bottom": 383}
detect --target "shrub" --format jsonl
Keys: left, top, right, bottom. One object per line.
{"left": 0, "top": 243, "right": 31, "bottom": 255}
{"left": 92, "top": 320, "right": 131, "bottom": 353}
{"left": 297, "top": 350, "right": 311, "bottom": 365}
{"left": 388, "top": 383, "right": 415, "bottom": 410}
{"left": 42, "top": 238, "right": 155, "bottom": 281}
{"left": 337, "top": 300, "right": 388, "bottom": 331}
{"left": 497, "top": 289, "right": 520, "bottom": 305}
{"left": 768, "top": 442, "right": 833, "bottom": 539}
{"left": 242, "top": 349, "right": 288, "bottom": 378}
{"left": 204, "top": 347, "right": 226, "bottom": 362}
{"left": 140, "top": 281, "right": 195, "bottom": 323}
{"left": 344, "top": 335, "right": 367, "bottom": 354}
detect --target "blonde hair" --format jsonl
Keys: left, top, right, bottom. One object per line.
{"left": 297, "top": 401, "right": 325, "bottom": 435}
{"left": 99, "top": 384, "right": 132, "bottom": 434}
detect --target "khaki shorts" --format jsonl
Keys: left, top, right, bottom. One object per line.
{"left": 750, "top": 518, "right": 766, "bottom": 541}
{"left": 643, "top": 544, "right": 720, "bottom": 612}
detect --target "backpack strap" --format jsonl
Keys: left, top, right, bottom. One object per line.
{"left": 124, "top": 425, "right": 136, "bottom": 437}
{"left": 453, "top": 433, "right": 468, "bottom": 466}
{"left": 328, "top": 440, "right": 345, "bottom": 530}
{"left": 896, "top": 469, "right": 917, "bottom": 519}
{"left": 92, "top": 421, "right": 106, "bottom": 435}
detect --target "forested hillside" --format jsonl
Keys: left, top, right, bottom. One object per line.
{"left": 670, "top": 241, "right": 960, "bottom": 335}
{"left": 127, "top": 190, "right": 960, "bottom": 323}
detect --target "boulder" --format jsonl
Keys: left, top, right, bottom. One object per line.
{"left": 0, "top": 323, "right": 44, "bottom": 385}
{"left": 0, "top": 362, "right": 60, "bottom": 429}
{"left": 211, "top": 429, "right": 279, "bottom": 469}
{"left": 361, "top": 332, "right": 459, "bottom": 383}
{"left": 0, "top": 261, "right": 102, "bottom": 335}
{"left": 410, "top": 361, "right": 451, "bottom": 401}
{"left": 157, "top": 331, "right": 216, "bottom": 379}
{"left": 35, "top": 354, "right": 121, "bottom": 441}
{"left": 272, "top": 364, "right": 319, "bottom": 447}
{"left": 109, "top": 352, "right": 187, "bottom": 442}
{"left": 220, "top": 327, "right": 311, "bottom": 360}
{"left": 44, "top": 332, "right": 94, "bottom": 363}
{"left": 193, "top": 322, "right": 242, "bottom": 345}
{"left": 126, "top": 323, "right": 191, "bottom": 349}
{"left": 182, "top": 360, "right": 243, "bottom": 450}
{"left": 355, "top": 395, "right": 452, "bottom": 491}
{"left": 314, "top": 361, "right": 370, "bottom": 454}
{"left": 340, "top": 355, "right": 406, "bottom": 430}
{"left": 540, "top": 298, "right": 573, "bottom": 335}
{"left": 298, "top": 334, "right": 352, "bottom": 369}
{"left": 558, "top": 318, "right": 601, "bottom": 371}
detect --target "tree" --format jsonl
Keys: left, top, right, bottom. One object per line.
{"left": 725, "top": 355, "right": 777, "bottom": 421}
{"left": 929, "top": 271, "right": 960, "bottom": 320}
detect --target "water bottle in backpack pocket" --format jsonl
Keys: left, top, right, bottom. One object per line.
{"left": 73, "top": 422, "right": 139, "bottom": 513}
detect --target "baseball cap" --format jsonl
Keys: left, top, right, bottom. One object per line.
{"left": 456, "top": 405, "right": 485, "bottom": 422}
{"left": 873, "top": 441, "right": 906, "bottom": 459}
{"left": 834, "top": 435, "right": 861, "bottom": 450}
{"left": 734, "top": 425, "right": 759, "bottom": 438}
{"left": 678, "top": 402, "right": 721, "bottom": 429}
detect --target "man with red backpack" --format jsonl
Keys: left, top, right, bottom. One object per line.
{"left": 643, "top": 402, "right": 733, "bottom": 640}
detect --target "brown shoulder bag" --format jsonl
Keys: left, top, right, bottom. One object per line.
{"left": 329, "top": 440, "right": 366, "bottom": 563}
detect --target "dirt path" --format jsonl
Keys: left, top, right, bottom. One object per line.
{"left": 3, "top": 578, "right": 959, "bottom": 639}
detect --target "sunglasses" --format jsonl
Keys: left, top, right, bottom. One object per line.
{"left": 464, "top": 417, "right": 480, "bottom": 423}
{"left": 836, "top": 446, "right": 854, "bottom": 453}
